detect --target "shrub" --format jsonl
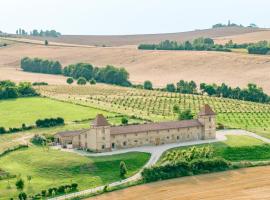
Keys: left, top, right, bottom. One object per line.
{"left": 66, "top": 77, "right": 74, "bottom": 84}
{"left": 71, "top": 183, "right": 78, "bottom": 191}
{"left": 178, "top": 109, "right": 193, "bottom": 120}
{"left": 77, "top": 77, "right": 87, "bottom": 85}
{"left": 119, "top": 161, "right": 128, "bottom": 177}
{"left": 35, "top": 117, "right": 64, "bottom": 128}
{"left": 143, "top": 80, "right": 153, "bottom": 90}
{"left": 0, "top": 127, "right": 6, "bottom": 134}
{"left": 45, "top": 40, "right": 49, "bottom": 46}
{"left": 32, "top": 82, "right": 48, "bottom": 86}
{"left": 121, "top": 117, "right": 128, "bottom": 125}
{"left": 31, "top": 134, "right": 47, "bottom": 145}
{"left": 18, "top": 192, "right": 27, "bottom": 200}
{"left": 16, "top": 178, "right": 24, "bottom": 190}
{"left": 41, "top": 190, "right": 46, "bottom": 197}
{"left": 89, "top": 79, "right": 96, "bottom": 85}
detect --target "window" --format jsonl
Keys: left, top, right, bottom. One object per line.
{"left": 134, "top": 140, "right": 138, "bottom": 143}
{"left": 177, "top": 136, "right": 180, "bottom": 140}
{"left": 123, "top": 141, "right": 127, "bottom": 146}
{"left": 167, "top": 136, "right": 170, "bottom": 139}
{"left": 209, "top": 117, "right": 211, "bottom": 122}
{"left": 102, "top": 145, "right": 105, "bottom": 149}
{"left": 112, "top": 143, "right": 115, "bottom": 149}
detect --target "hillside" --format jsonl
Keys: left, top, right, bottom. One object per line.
{"left": 1, "top": 42, "right": 270, "bottom": 93}
{"left": 20, "top": 27, "right": 265, "bottom": 46}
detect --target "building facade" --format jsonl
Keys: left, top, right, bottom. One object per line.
{"left": 55, "top": 105, "right": 216, "bottom": 152}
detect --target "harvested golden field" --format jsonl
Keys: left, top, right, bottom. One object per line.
{"left": 1, "top": 42, "right": 270, "bottom": 93}
{"left": 215, "top": 30, "right": 270, "bottom": 44}
{"left": 22, "top": 27, "right": 264, "bottom": 46}
{"left": 89, "top": 166, "right": 270, "bottom": 200}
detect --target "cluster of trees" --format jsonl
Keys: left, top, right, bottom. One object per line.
{"left": 63, "top": 64, "right": 131, "bottom": 87}
{"left": 0, "top": 123, "right": 33, "bottom": 135}
{"left": 247, "top": 41, "right": 270, "bottom": 55}
{"left": 138, "top": 38, "right": 231, "bottom": 52}
{"left": 16, "top": 28, "right": 61, "bottom": 37}
{"left": 0, "top": 80, "right": 38, "bottom": 100}
{"left": 31, "top": 135, "right": 47, "bottom": 145}
{"left": 142, "top": 157, "right": 229, "bottom": 183}
{"left": 200, "top": 83, "right": 270, "bottom": 103}
{"left": 224, "top": 40, "right": 252, "bottom": 49}
{"left": 35, "top": 117, "right": 64, "bottom": 128}
{"left": 35, "top": 183, "right": 78, "bottom": 198}
{"left": 166, "top": 80, "right": 197, "bottom": 94}
{"left": 212, "top": 21, "right": 258, "bottom": 29}
{"left": 21, "top": 57, "right": 62, "bottom": 74}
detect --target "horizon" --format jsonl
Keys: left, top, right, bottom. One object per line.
{"left": 1, "top": 0, "right": 269, "bottom": 35}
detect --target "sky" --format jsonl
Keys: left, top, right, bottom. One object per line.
{"left": 1, "top": 0, "right": 269, "bottom": 35}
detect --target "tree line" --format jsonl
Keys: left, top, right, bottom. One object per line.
{"left": 21, "top": 57, "right": 62, "bottom": 74}
{"left": 0, "top": 80, "right": 38, "bottom": 100}
{"left": 138, "top": 38, "right": 231, "bottom": 52}
{"left": 16, "top": 28, "right": 61, "bottom": 37}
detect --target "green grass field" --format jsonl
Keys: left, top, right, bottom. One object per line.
{"left": 160, "top": 135, "right": 270, "bottom": 164}
{"left": 0, "top": 147, "right": 150, "bottom": 199}
{"left": 0, "top": 97, "right": 117, "bottom": 128}
{"left": 38, "top": 85, "right": 270, "bottom": 138}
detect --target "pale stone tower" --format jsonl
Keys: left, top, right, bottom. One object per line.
{"left": 85, "top": 114, "right": 111, "bottom": 152}
{"left": 198, "top": 104, "right": 216, "bottom": 139}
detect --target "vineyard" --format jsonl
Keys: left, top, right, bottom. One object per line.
{"left": 38, "top": 84, "right": 270, "bottom": 138}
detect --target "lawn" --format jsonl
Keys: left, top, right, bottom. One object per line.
{"left": 160, "top": 135, "right": 270, "bottom": 163}
{"left": 0, "top": 147, "right": 150, "bottom": 199}
{"left": 0, "top": 97, "right": 116, "bottom": 128}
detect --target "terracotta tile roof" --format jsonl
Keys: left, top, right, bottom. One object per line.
{"left": 92, "top": 114, "right": 110, "bottom": 127}
{"left": 55, "top": 130, "right": 87, "bottom": 137}
{"left": 198, "top": 104, "right": 216, "bottom": 116}
{"left": 110, "top": 119, "right": 202, "bottom": 135}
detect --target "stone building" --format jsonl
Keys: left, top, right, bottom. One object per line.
{"left": 55, "top": 104, "right": 216, "bottom": 152}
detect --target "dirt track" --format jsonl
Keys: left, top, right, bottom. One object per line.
{"left": 88, "top": 166, "right": 270, "bottom": 200}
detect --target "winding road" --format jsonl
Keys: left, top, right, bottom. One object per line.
{"left": 49, "top": 129, "right": 270, "bottom": 200}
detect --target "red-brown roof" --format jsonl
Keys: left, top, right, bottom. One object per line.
{"left": 198, "top": 104, "right": 216, "bottom": 116}
{"left": 92, "top": 114, "right": 110, "bottom": 127}
{"left": 110, "top": 119, "right": 202, "bottom": 135}
{"left": 55, "top": 130, "right": 87, "bottom": 137}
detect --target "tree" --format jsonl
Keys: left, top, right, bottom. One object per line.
{"left": 178, "top": 109, "right": 194, "bottom": 120}
{"left": 27, "top": 175, "right": 32, "bottom": 184}
{"left": 45, "top": 40, "right": 49, "bottom": 46}
{"left": 77, "top": 77, "right": 87, "bottom": 85}
{"left": 15, "top": 178, "right": 24, "bottom": 191}
{"left": 89, "top": 79, "right": 96, "bottom": 85}
{"left": 119, "top": 161, "right": 127, "bottom": 177}
{"left": 166, "top": 83, "right": 176, "bottom": 92}
{"left": 173, "top": 105, "right": 180, "bottom": 115}
{"left": 66, "top": 77, "right": 74, "bottom": 85}
{"left": 143, "top": 80, "right": 153, "bottom": 90}
{"left": 121, "top": 117, "right": 128, "bottom": 125}
{"left": 18, "top": 192, "right": 27, "bottom": 200}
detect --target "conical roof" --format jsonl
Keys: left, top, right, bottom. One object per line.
{"left": 92, "top": 114, "right": 110, "bottom": 127}
{"left": 198, "top": 104, "right": 216, "bottom": 116}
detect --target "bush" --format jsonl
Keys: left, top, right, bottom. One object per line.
{"left": 119, "top": 161, "right": 128, "bottom": 177}
{"left": 121, "top": 117, "right": 128, "bottom": 125}
{"left": 36, "top": 117, "right": 64, "bottom": 128}
{"left": 143, "top": 81, "right": 153, "bottom": 90}
{"left": 45, "top": 40, "right": 49, "bottom": 46}
{"left": 18, "top": 192, "right": 27, "bottom": 200}
{"left": 89, "top": 79, "right": 96, "bottom": 85}
{"left": 71, "top": 183, "right": 78, "bottom": 191}
{"left": 178, "top": 109, "right": 193, "bottom": 120}
{"left": 32, "top": 82, "right": 48, "bottom": 86}
{"left": 31, "top": 135, "right": 47, "bottom": 145}
{"left": 0, "top": 127, "right": 6, "bottom": 134}
{"left": 66, "top": 77, "right": 74, "bottom": 84}
{"left": 142, "top": 158, "right": 230, "bottom": 183}
{"left": 77, "top": 77, "right": 87, "bottom": 85}
{"left": 247, "top": 41, "right": 270, "bottom": 55}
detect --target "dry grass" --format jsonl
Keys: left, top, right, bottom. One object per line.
{"left": 89, "top": 166, "right": 270, "bottom": 200}
{"left": 1, "top": 42, "right": 270, "bottom": 93}
{"left": 215, "top": 30, "right": 270, "bottom": 44}
{"left": 21, "top": 27, "right": 264, "bottom": 46}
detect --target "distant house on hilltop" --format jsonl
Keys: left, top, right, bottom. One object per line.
{"left": 55, "top": 104, "right": 216, "bottom": 152}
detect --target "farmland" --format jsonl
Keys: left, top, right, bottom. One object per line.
{"left": 1, "top": 36, "right": 270, "bottom": 93}
{"left": 160, "top": 135, "right": 270, "bottom": 163}
{"left": 89, "top": 166, "right": 270, "bottom": 200}
{"left": 0, "top": 146, "right": 150, "bottom": 200}
{"left": 38, "top": 84, "right": 270, "bottom": 138}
